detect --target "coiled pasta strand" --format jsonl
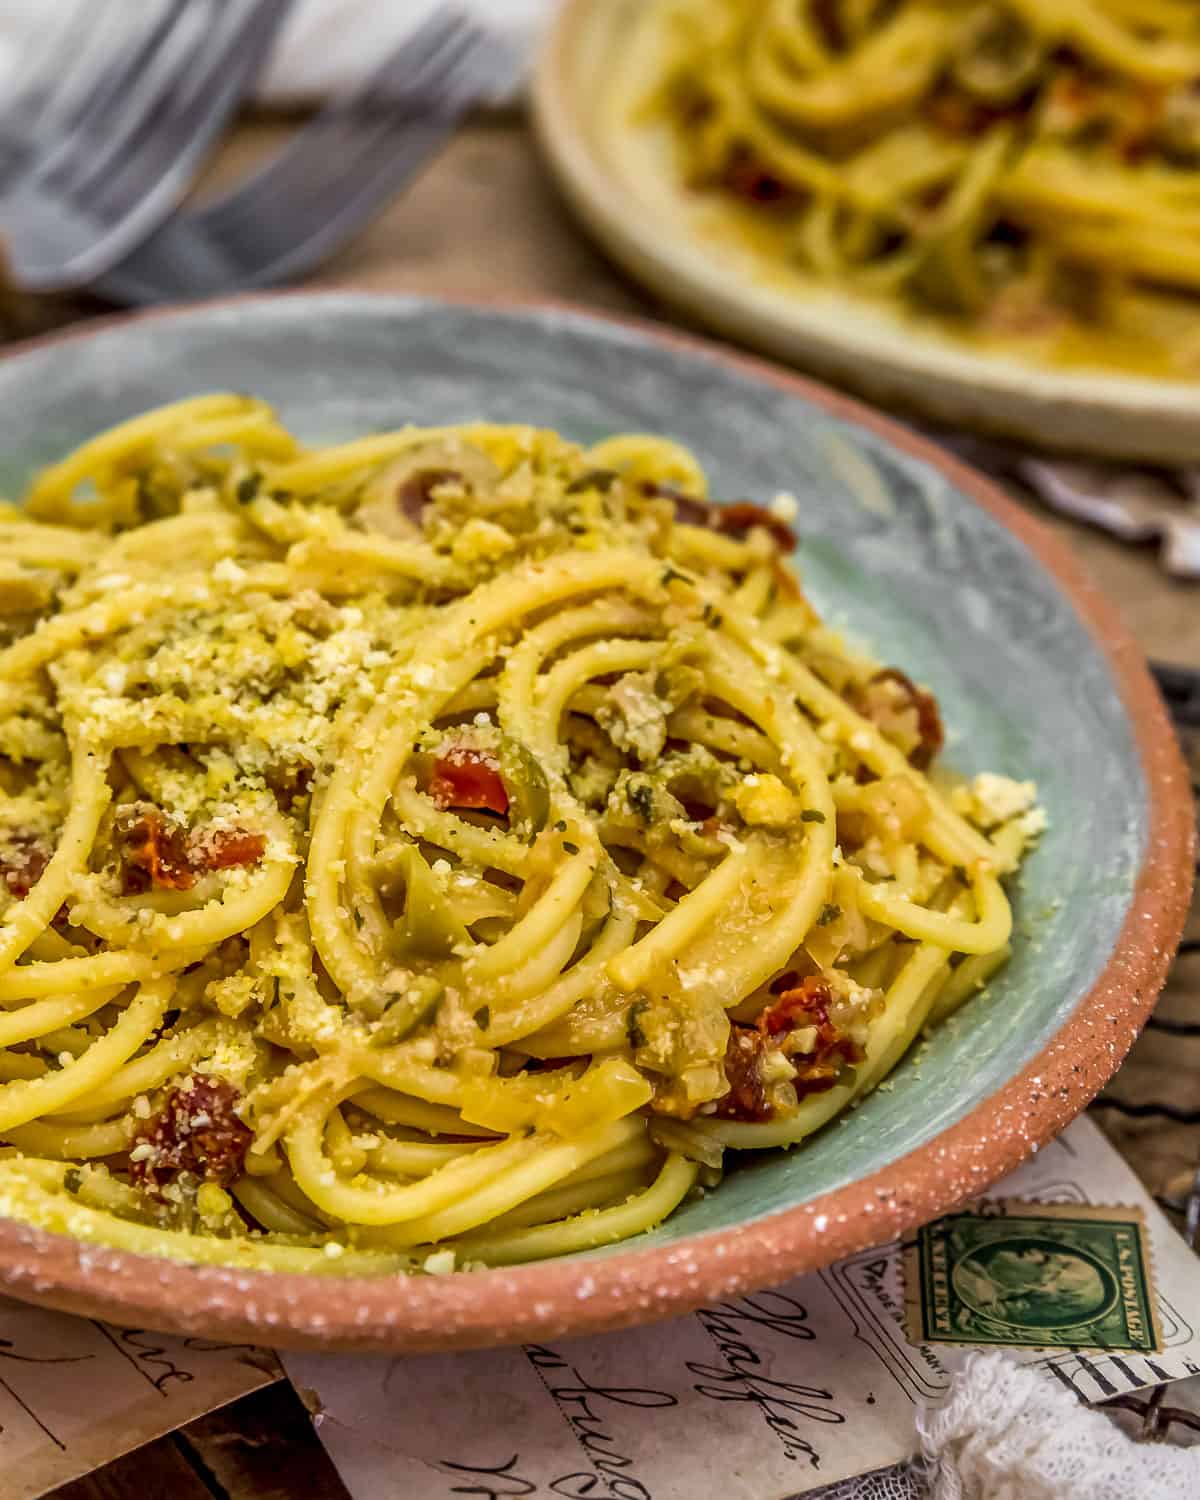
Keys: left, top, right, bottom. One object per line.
{"left": 0, "top": 397, "right": 1037, "bottom": 1274}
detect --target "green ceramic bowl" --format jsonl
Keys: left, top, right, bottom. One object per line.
{"left": 0, "top": 294, "right": 1189, "bottom": 1350}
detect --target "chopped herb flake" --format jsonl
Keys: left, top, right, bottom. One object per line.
{"left": 626, "top": 999, "right": 650, "bottom": 1051}
{"left": 566, "top": 468, "right": 618, "bottom": 494}
{"left": 800, "top": 809, "right": 826, "bottom": 823}
{"left": 628, "top": 779, "right": 655, "bottom": 823}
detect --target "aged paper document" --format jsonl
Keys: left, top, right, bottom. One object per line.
{"left": 0, "top": 1302, "right": 278, "bottom": 1499}
{"left": 0, "top": 1116, "right": 1194, "bottom": 1500}
{"left": 286, "top": 1118, "right": 1200, "bottom": 1499}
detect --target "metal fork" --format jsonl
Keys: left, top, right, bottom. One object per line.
{"left": 0, "top": 0, "right": 296, "bottom": 292}
{"left": 92, "top": 9, "right": 519, "bottom": 305}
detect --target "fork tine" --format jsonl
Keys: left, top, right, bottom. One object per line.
{"left": 204, "top": 27, "right": 515, "bottom": 288}
{"left": 40, "top": 0, "right": 208, "bottom": 193}
{"left": 239, "top": 40, "right": 497, "bottom": 227}
{"left": 11, "top": 0, "right": 297, "bottom": 289}
{"left": 35, "top": 0, "right": 196, "bottom": 185}
{"left": 48, "top": 0, "right": 222, "bottom": 195}
{"left": 0, "top": 0, "right": 86, "bottom": 121}
{"left": 351, "top": 9, "right": 523, "bottom": 119}
{"left": 0, "top": 0, "right": 114, "bottom": 183}
{"left": 92, "top": 14, "right": 514, "bottom": 303}
{"left": 196, "top": 12, "right": 483, "bottom": 232}
{"left": 85, "top": 0, "right": 300, "bottom": 214}
{"left": 332, "top": 8, "right": 481, "bottom": 115}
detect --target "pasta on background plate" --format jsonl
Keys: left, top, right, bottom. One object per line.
{"left": 0, "top": 395, "right": 1040, "bottom": 1273}
{"left": 639, "top": 0, "right": 1200, "bottom": 373}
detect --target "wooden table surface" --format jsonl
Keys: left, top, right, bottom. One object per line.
{"left": 7, "top": 115, "right": 1195, "bottom": 1500}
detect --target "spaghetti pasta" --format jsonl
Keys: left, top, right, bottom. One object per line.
{"left": 0, "top": 396, "right": 1041, "bottom": 1273}
{"left": 639, "top": 0, "right": 1200, "bottom": 369}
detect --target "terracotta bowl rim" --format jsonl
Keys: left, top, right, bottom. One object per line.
{"left": 0, "top": 289, "right": 1191, "bottom": 1352}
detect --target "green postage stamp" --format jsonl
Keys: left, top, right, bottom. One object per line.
{"left": 904, "top": 1200, "right": 1162, "bottom": 1353}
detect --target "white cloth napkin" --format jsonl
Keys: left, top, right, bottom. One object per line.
{"left": 943, "top": 434, "right": 1200, "bottom": 579}
{"left": 916, "top": 1356, "right": 1200, "bottom": 1499}
{"left": 0, "top": 0, "right": 550, "bottom": 105}
{"left": 258, "top": 0, "right": 549, "bottom": 104}
{"left": 1021, "top": 461, "right": 1200, "bottom": 580}
{"left": 811, "top": 1357, "right": 1200, "bottom": 1500}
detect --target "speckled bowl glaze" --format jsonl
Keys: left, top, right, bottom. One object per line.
{"left": 0, "top": 294, "right": 1190, "bottom": 1351}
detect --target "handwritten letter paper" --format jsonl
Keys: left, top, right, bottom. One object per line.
{"left": 0, "top": 1116, "right": 1194, "bottom": 1500}
{"left": 287, "top": 1119, "right": 1200, "bottom": 1499}
{"left": 0, "top": 1302, "right": 277, "bottom": 1500}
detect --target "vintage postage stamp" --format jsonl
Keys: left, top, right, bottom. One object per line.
{"left": 903, "top": 1200, "right": 1162, "bottom": 1353}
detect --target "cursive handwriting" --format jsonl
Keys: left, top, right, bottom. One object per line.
{"left": 698, "top": 1290, "right": 817, "bottom": 1346}
{"left": 111, "top": 1328, "right": 196, "bottom": 1392}
{"left": 440, "top": 1452, "right": 625, "bottom": 1498}
{"left": 524, "top": 1343, "right": 675, "bottom": 1499}
{"left": 0, "top": 1338, "right": 90, "bottom": 1366}
{"left": 689, "top": 1291, "right": 845, "bottom": 1467}
{"left": 443, "top": 1453, "right": 538, "bottom": 1498}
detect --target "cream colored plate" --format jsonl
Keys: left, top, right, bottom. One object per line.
{"left": 532, "top": 0, "right": 1200, "bottom": 462}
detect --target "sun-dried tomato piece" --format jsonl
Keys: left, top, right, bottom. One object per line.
{"left": 721, "top": 146, "right": 797, "bottom": 206}
{"left": 190, "top": 827, "right": 267, "bottom": 873}
{"left": 853, "top": 668, "right": 944, "bottom": 770}
{"left": 0, "top": 835, "right": 50, "bottom": 899}
{"left": 117, "top": 806, "right": 194, "bottom": 894}
{"left": 715, "top": 501, "right": 797, "bottom": 552}
{"left": 714, "top": 1026, "right": 772, "bottom": 1122}
{"left": 759, "top": 975, "right": 835, "bottom": 1036}
{"left": 116, "top": 805, "right": 266, "bottom": 892}
{"left": 640, "top": 479, "right": 716, "bottom": 530}
{"left": 129, "top": 1075, "right": 252, "bottom": 1195}
{"left": 427, "top": 746, "right": 509, "bottom": 815}
{"left": 924, "top": 86, "right": 1029, "bottom": 139}
{"left": 716, "top": 979, "right": 863, "bottom": 1122}
{"left": 641, "top": 483, "right": 799, "bottom": 555}
{"left": 761, "top": 976, "right": 863, "bottom": 1100}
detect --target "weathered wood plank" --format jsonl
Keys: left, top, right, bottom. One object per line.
{"left": 178, "top": 1383, "right": 350, "bottom": 1500}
